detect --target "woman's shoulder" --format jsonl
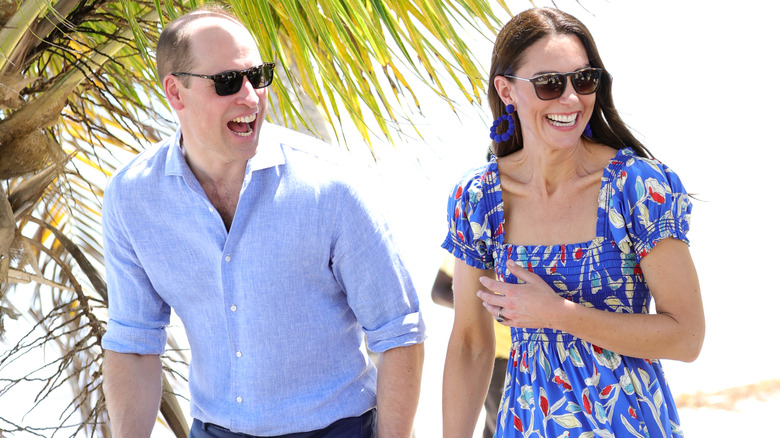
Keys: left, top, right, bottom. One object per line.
{"left": 603, "top": 148, "right": 692, "bottom": 257}
{"left": 450, "top": 159, "right": 499, "bottom": 195}
{"left": 609, "top": 148, "right": 675, "bottom": 177}
{"left": 446, "top": 158, "right": 503, "bottom": 225}
{"left": 602, "top": 148, "right": 687, "bottom": 193}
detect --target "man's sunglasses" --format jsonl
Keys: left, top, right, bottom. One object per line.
{"left": 172, "top": 63, "right": 276, "bottom": 96}
{"left": 504, "top": 67, "right": 603, "bottom": 101}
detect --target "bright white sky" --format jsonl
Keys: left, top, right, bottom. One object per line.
{"left": 2, "top": 0, "right": 779, "bottom": 436}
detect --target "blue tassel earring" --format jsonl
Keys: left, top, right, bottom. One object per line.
{"left": 583, "top": 123, "right": 593, "bottom": 138}
{"left": 490, "top": 104, "right": 515, "bottom": 143}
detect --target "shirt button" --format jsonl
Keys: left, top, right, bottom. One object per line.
{"left": 236, "top": 396, "right": 243, "bottom": 403}
{"left": 225, "top": 255, "right": 231, "bottom": 262}
{"left": 209, "top": 207, "right": 214, "bottom": 213}
{"left": 230, "top": 305, "right": 237, "bottom": 312}
{"left": 236, "top": 351, "right": 242, "bottom": 358}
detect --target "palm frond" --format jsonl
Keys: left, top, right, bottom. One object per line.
{"left": 199, "top": 0, "right": 507, "bottom": 147}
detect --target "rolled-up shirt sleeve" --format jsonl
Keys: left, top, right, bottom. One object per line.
{"left": 329, "top": 180, "right": 425, "bottom": 353}
{"left": 101, "top": 174, "right": 170, "bottom": 355}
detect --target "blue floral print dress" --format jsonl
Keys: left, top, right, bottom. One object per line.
{"left": 442, "top": 148, "right": 691, "bottom": 437}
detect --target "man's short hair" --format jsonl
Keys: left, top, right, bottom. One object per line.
{"left": 155, "top": 5, "right": 244, "bottom": 85}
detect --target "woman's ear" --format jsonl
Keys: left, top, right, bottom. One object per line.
{"left": 164, "top": 75, "right": 185, "bottom": 110}
{"left": 493, "top": 75, "right": 514, "bottom": 107}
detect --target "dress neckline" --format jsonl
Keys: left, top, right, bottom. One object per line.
{"left": 489, "top": 147, "right": 632, "bottom": 252}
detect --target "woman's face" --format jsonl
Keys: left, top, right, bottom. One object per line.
{"left": 497, "top": 34, "right": 596, "bottom": 152}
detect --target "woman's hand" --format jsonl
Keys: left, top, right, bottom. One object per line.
{"left": 477, "top": 239, "right": 704, "bottom": 362}
{"left": 477, "top": 259, "right": 568, "bottom": 329}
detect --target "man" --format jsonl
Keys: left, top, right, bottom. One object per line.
{"left": 101, "top": 6, "right": 425, "bottom": 438}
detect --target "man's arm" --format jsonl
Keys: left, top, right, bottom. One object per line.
{"left": 103, "top": 351, "right": 163, "bottom": 438}
{"left": 375, "top": 343, "right": 424, "bottom": 438}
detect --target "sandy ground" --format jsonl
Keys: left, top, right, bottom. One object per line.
{"left": 675, "top": 381, "right": 780, "bottom": 436}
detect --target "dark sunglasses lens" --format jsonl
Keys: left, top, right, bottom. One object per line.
{"left": 533, "top": 74, "right": 565, "bottom": 100}
{"left": 573, "top": 69, "right": 601, "bottom": 94}
{"left": 213, "top": 73, "right": 243, "bottom": 96}
{"left": 212, "top": 65, "right": 274, "bottom": 96}
{"left": 247, "top": 65, "right": 274, "bottom": 89}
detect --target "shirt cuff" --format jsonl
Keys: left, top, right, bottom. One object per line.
{"left": 364, "top": 312, "right": 426, "bottom": 353}
{"left": 102, "top": 319, "right": 168, "bottom": 355}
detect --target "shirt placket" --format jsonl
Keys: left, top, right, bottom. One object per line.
{"left": 223, "top": 169, "right": 255, "bottom": 426}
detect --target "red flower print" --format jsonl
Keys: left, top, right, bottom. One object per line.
{"left": 574, "top": 248, "right": 583, "bottom": 260}
{"left": 454, "top": 206, "right": 460, "bottom": 219}
{"left": 550, "top": 262, "right": 557, "bottom": 274}
{"left": 514, "top": 414, "right": 523, "bottom": 431}
{"left": 540, "top": 394, "right": 549, "bottom": 416}
{"left": 629, "top": 406, "right": 638, "bottom": 419}
{"left": 455, "top": 186, "right": 463, "bottom": 200}
{"left": 649, "top": 186, "right": 665, "bottom": 203}
{"left": 633, "top": 265, "right": 643, "bottom": 276}
{"left": 561, "top": 245, "right": 566, "bottom": 263}
{"left": 582, "top": 393, "right": 592, "bottom": 415}
{"left": 527, "top": 262, "right": 533, "bottom": 273}
{"left": 593, "top": 345, "right": 603, "bottom": 354}
{"left": 554, "top": 376, "right": 572, "bottom": 391}
{"left": 497, "top": 223, "right": 504, "bottom": 236}
{"left": 457, "top": 231, "right": 464, "bottom": 241}
{"left": 600, "top": 384, "right": 614, "bottom": 397}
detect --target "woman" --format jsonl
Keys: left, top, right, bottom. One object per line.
{"left": 441, "top": 8, "right": 704, "bottom": 437}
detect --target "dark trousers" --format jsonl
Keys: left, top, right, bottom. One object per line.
{"left": 189, "top": 409, "right": 376, "bottom": 438}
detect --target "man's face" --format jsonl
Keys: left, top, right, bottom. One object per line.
{"left": 169, "top": 17, "right": 268, "bottom": 167}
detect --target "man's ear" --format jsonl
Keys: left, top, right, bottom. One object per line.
{"left": 163, "top": 75, "right": 185, "bottom": 110}
{"left": 493, "top": 76, "right": 515, "bottom": 107}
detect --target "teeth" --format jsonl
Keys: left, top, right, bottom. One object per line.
{"left": 230, "top": 113, "right": 256, "bottom": 137}
{"left": 234, "top": 126, "right": 253, "bottom": 137}
{"left": 232, "top": 114, "right": 257, "bottom": 124}
{"left": 547, "top": 113, "right": 577, "bottom": 126}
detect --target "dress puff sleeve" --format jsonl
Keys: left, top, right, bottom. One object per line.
{"left": 605, "top": 150, "right": 692, "bottom": 261}
{"left": 441, "top": 160, "right": 503, "bottom": 270}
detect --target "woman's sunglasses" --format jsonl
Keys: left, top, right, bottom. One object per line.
{"left": 504, "top": 67, "right": 603, "bottom": 101}
{"left": 172, "top": 62, "right": 276, "bottom": 96}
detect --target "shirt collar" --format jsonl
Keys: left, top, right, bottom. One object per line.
{"left": 248, "top": 122, "right": 286, "bottom": 172}
{"left": 164, "top": 123, "right": 287, "bottom": 177}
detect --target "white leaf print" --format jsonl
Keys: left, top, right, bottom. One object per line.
{"left": 630, "top": 370, "right": 644, "bottom": 398}
{"left": 608, "top": 208, "right": 625, "bottom": 229}
{"left": 470, "top": 219, "right": 489, "bottom": 240}
{"left": 637, "top": 203, "right": 651, "bottom": 229}
{"left": 619, "top": 416, "right": 646, "bottom": 438}
{"left": 653, "top": 387, "right": 664, "bottom": 409}
{"left": 552, "top": 413, "right": 582, "bottom": 428}
{"left": 638, "top": 368, "right": 651, "bottom": 389}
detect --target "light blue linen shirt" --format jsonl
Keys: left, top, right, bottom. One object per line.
{"left": 101, "top": 123, "right": 426, "bottom": 435}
